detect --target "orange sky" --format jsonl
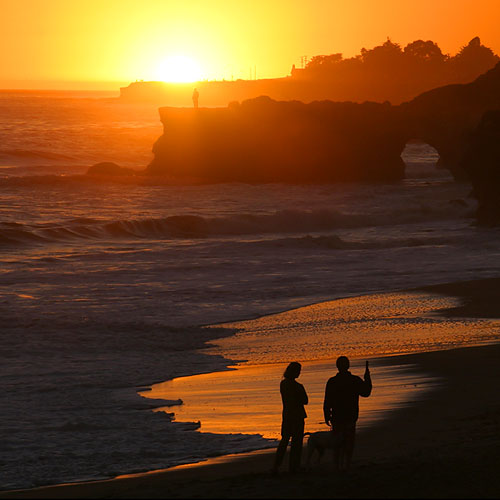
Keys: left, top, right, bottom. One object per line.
{"left": 2, "top": 0, "right": 500, "bottom": 90}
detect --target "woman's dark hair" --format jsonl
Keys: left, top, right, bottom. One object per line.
{"left": 283, "top": 361, "right": 301, "bottom": 379}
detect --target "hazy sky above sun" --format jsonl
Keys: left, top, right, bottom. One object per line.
{"left": 2, "top": 0, "right": 500, "bottom": 90}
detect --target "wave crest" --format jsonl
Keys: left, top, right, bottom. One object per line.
{"left": 0, "top": 209, "right": 367, "bottom": 246}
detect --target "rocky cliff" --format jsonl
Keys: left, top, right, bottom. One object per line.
{"left": 91, "top": 62, "right": 500, "bottom": 223}
{"left": 460, "top": 110, "right": 500, "bottom": 225}
{"left": 401, "top": 62, "right": 500, "bottom": 180}
{"left": 146, "top": 97, "right": 408, "bottom": 183}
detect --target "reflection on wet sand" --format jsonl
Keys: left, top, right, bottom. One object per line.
{"left": 142, "top": 290, "right": 500, "bottom": 441}
{"left": 143, "top": 358, "right": 442, "bottom": 440}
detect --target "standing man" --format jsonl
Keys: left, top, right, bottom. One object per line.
{"left": 323, "top": 356, "right": 372, "bottom": 471}
{"left": 192, "top": 87, "right": 199, "bottom": 108}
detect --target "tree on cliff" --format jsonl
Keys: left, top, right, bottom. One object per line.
{"left": 305, "top": 53, "right": 343, "bottom": 78}
{"left": 360, "top": 39, "right": 404, "bottom": 73}
{"left": 403, "top": 40, "right": 446, "bottom": 65}
{"left": 448, "top": 37, "right": 499, "bottom": 82}
{"left": 298, "top": 36, "right": 499, "bottom": 103}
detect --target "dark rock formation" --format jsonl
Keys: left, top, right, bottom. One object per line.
{"left": 146, "top": 62, "right": 500, "bottom": 222}
{"left": 147, "top": 97, "right": 408, "bottom": 183}
{"left": 86, "top": 162, "right": 137, "bottom": 176}
{"left": 82, "top": 61, "right": 500, "bottom": 222}
{"left": 460, "top": 110, "right": 500, "bottom": 225}
{"left": 401, "top": 62, "right": 500, "bottom": 179}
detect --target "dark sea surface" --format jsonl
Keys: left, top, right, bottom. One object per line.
{"left": 1, "top": 90, "right": 500, "bottom": 490}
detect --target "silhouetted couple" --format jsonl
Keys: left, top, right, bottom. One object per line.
{"left": 272, "top": 356, "right": 371, "bottom": 475}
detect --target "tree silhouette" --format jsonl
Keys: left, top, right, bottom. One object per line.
{"left": 403, "top": 40, "right": 446, "bottom": 64}
{"left": 297, "top": 36, "right": 499, "bottom": 104}
{"left": 448, "top": 37, "right": 499, "bottom": 82}
{"left": 360, "top": 39, "right": 404, "bottom": 72}
{"left": 306, "top": 53, "right": 343, "bottom": 75}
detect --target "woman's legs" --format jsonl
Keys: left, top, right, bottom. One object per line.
{"left": 289, "top": 420, "right": 305, "bottom": 473}
{"left": 273, "top": 433, "right": 291, "bottom": 472}
{"left": 273, "top": 419, "right": 305, "bottom": 474}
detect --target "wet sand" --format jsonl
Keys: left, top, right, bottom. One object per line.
{"left": 145, "top": 358, "right": 441, "bottom": 441}
{"left": 2, "top": 278, "right": 500, "bottom": 498}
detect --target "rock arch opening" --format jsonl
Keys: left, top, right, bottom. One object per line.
{"left": 400, "top": 139, "right": 447, "bottom": 181}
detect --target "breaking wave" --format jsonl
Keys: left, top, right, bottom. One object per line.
{"left": 0, "top": 210, "right": 369, "bottom": 246}
{"left": 0, "top": 207, "right": 469, "bottom": 249}
{"left": 242, "top": 233, "right": 461, "bottom": 250}
{"left": 0, "top": 148, "right": 76, "bottom": 161}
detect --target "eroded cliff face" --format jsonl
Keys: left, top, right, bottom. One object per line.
{"left": 87, "top": 63, "right": 500, "bottom": 221}
{"left": 148, "top": 63, "right": 500, "bottom": 182}
{"left": 147, "top": 97, "right": 408, "bottom": 183}
{"left": 401, "top": 62, "right": 500, "bottom": 180}
{"left": 460, "top": 110, "right": 500, "bottom": 225}
{"left": 144, "top": 62, "right": 500, "bottom": 222}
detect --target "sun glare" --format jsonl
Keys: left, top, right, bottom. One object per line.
{"left": 155, "top": 55, "right": 202, "bottom": 83}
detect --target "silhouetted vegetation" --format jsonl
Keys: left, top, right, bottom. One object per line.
{"left": 120, "top": 37, "right": 499, "bottom": 106}
{"left": 292, "top": 36, "right": 499, "bottom": 104}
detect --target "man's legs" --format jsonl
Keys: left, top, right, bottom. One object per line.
{"left": 342, "top": 423, "right": 356, "bottom": 470}
{"left": 333, "top": 421, "right": 356, "bottom": 471}
{"left": 332, "top": 427, "right": 344, "bottom": 471}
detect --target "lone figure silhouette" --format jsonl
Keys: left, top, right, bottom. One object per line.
{"left": 323, "top": 356, "right": 372, "bottom": 471}
{"left": 272, "top": 362, "right": 308, "bottom": 475}
{"left": 192, "top": 88, "right": 199, "bottom": 108}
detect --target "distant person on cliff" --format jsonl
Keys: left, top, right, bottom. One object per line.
{"left": 192, "top": 88, "right": 199, "bottom": 108}
{"left": 323, "top": 356, "right": 372, "bottom": 471}
{"left": 272, "top": 361, "right": 308, "bottom": 475}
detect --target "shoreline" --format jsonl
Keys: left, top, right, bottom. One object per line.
{"left": 2, "top": 343, "right": 499, "bottom": 499}
{"left": 203, "top": 275, "right": 500, "bottom": 328}
{"left": 2, "top": 277, "right": 500, "bottom": 498}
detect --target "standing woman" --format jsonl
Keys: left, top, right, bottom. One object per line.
{"left": 272, "top": 361, "right": 308, "bottom": 474}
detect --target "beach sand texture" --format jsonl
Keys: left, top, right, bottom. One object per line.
{"left": 2, "top": 278, "right": 500, "bottom": 499}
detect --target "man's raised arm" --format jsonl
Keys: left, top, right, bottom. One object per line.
{"left": 359, "top": 360, "right": 372, "bottom": 397}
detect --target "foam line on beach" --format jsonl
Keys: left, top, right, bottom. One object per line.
{"left": 3, "top": 343, "right": 499, "bottom": 499}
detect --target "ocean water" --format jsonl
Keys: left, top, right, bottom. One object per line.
{"left": 1, "top": 91, "right": 500, "bottom": 490}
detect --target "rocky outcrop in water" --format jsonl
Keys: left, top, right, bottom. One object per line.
{"left": 90, "top": 62, "right": 500, "bottom": 222}
{"left": 144, "top": 62, "right": 500, "bottom": 222}
{"left": 146, "top": 97, "right": 408, "bottom": 183}
{"left": 147, "top": 62, "right": 500, "bottom": 184}
{"left": 401, "top": 62, "right": 500, "bottom": 180}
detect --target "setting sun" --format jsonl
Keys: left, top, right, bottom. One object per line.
{"left": 154, "top": 55, "right": 202, "bottom": 83}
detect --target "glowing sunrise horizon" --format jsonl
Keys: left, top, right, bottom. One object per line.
{"left": 153, "top": 55, "right": 203, "bottom": 83}
{"left": 2, "top": 0, "right": 500, "bottom": 90}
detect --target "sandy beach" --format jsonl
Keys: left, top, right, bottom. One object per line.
{"left": 2, "top": 278, "right": 500, "bottom": 499}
